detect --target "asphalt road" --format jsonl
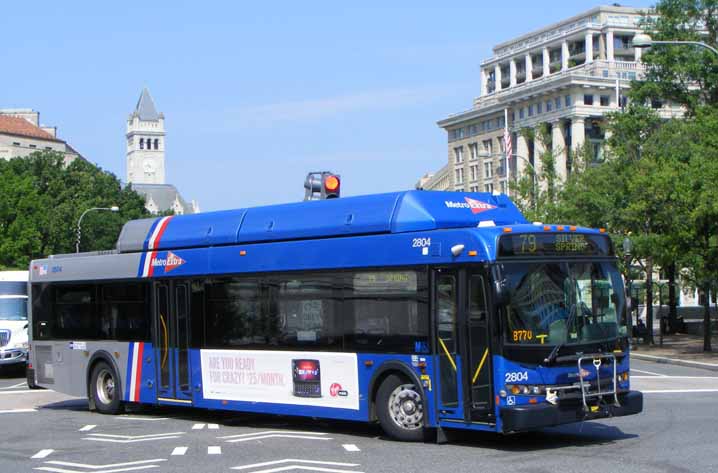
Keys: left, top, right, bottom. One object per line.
{"left": 1, "top": 359, "right": 716, "bottom": 473}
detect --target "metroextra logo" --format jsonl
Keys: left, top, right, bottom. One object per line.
{"left": 151, "top": 251, "right": 186, "bottom": 273}
{"left": 444, "top": 196, "right": 497, "bottom": 214}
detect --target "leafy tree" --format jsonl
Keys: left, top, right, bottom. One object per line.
{"left": 0, "top": 152, "right": 150, "bottom": 270}
{"left": 632, "top": 0, "right": 718, "bottom": 114}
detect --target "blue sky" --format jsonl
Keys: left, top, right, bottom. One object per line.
{"left": 2, "top": 1, "right": 654, "bottom": 211}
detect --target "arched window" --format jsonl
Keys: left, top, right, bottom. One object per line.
{"left": 154, "top": 139, "right": 159, "bottom": 150}
{"left": 140, "top": 138, "right": 144, "bottom": 150}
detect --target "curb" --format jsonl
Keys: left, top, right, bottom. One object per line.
{"left": 632, "top": 352, "right": 718, "bottom": 372}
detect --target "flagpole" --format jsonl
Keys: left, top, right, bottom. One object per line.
{"left": 504, "top": 108, "right": 510, "bottom": 195}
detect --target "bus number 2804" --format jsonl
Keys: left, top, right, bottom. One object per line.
{"left": 412, "top": 238, "right": 431, "bottom": 248}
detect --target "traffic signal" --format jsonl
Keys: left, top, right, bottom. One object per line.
{"left": 304, "top": 172, "right": 341, "bottom": 200}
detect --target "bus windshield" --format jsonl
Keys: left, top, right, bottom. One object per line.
{"left": 0, "top": 297, "right": 28, "bottom": 320}
{"left": 501, "top": 261, "right": 627, "bottom": 346}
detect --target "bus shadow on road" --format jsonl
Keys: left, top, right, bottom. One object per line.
{"left": 444, "top": 422, "right": 638, "bottom": 450}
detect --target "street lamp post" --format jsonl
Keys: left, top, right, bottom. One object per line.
{"left": 623, "top": 237, "right": 634, "bottom": 339}
{"left": 633, "top": 33, "right": 718, "bottom": 57}
{"left": 76, "top": 206, "right": 120, "bottom": 253}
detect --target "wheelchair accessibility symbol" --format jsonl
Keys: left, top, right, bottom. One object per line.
{"left": 507, "top": 396, "right": 516, "bottom": 406}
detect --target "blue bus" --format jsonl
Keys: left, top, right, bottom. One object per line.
{"left": 28, "top": 191, "right": 642, "bottom": 441}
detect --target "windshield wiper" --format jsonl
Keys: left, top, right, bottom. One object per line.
{"left": 544, "top": 303, "right": 578, "bottom": 365}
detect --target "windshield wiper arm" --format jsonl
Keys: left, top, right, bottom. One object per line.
{"left": 544, "top": 303, "right": 578, "bottom": 365}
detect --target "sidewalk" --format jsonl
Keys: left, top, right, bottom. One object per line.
{"left": 631, "top": 332, "right": 718, "bottom": 371}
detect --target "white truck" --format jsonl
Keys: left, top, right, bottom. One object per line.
{"left": 0, "top": 271, "right": 29, "bottom": 373}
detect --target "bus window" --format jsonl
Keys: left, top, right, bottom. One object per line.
{"left": 345, "top": 270, "right": 428, "bottom": 354}
{"left": 274, "top": 275, "right": 341, "bottom": 350}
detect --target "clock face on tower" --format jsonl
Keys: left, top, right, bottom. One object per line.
{"left": 143, "top": 159, "right": 155, "bottom": 174}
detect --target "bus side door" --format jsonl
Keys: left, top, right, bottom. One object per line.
{"left": 154, "top": 281, "right": 192, "bottom": 403}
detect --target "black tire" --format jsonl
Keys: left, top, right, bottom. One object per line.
{"left": 90, "top": 361, "right": 124, "bottom": 415}
{"left": 27, "top": 367, "right": 42, "bottom": 389}
{"left": 376, "top": 374, "right": 426, "bottom": 442}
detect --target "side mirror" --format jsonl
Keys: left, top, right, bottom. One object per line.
{"left": 493, "top": 278, "right": 510, "bottom": 306}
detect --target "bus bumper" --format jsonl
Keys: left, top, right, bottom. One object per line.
{"left": 0, "top": 348, "right": 28, "bottom": 366}
{"left": 500, "top": 390, "right": 643, "bottom": 433}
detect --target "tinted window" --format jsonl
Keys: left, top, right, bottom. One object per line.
{"left": 205, "top": 279, "right": 265, "bottom": 348}
{"left": 272, "top": 275, "right": 341, "bottom": 350}
{"left": 54, "top": 285, "right": 96, "bottom": 339}
{"left": 101, "top": 283, "right": 151, "bottom": 341}
{"left": 31, "top": 282, "right": 151, "bottom": 341}
{"left": 345, "top": 270, "right": 429, "bottom": 353}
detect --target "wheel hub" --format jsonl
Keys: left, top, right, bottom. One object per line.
{"left": 388, "top": 384, "right": 423, "bottom": 431}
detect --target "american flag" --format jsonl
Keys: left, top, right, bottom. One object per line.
{"left": 503, "top": 108, "right": 512, "bottom": 169}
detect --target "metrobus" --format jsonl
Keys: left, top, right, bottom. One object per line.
{"left": 27, "top": 191, "right": 642, "bottom": 441}
{"left": 0, "top": 271, "right": 29, "bottom": 372}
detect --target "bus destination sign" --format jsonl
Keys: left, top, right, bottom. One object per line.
{"left": 497, "top": 233, "right": 613, "bottom": 258}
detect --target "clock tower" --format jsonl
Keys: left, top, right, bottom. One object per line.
{"left": 126, "top": 88, "right": 165, "bottom": 185}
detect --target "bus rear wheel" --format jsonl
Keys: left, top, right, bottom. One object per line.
{"left": 376, "top": 374, "right": 425, "bottom": 442}
{"left": 90, "top": 361, "right": 124, "bottom": 415}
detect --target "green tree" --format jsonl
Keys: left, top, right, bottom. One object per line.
{"left": 0, "top": 152, "right": 150, "bottom": 269}
{"left": 632, "top": 0, "right": 718, "bottom": 114}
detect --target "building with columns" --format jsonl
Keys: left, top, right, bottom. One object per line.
{"left": 126, "top": 89, "right": 199, "bottom": 215}
{"left": 421, "top": 5, "right": 681, "bottom": 193}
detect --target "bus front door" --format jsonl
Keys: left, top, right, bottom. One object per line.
{"left": 462, "top": 272, "right": 494, "bottom": 423}
{"left": 154, "top": 281, "right": 192, "bottom": 404}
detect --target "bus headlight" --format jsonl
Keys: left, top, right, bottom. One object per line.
{"left": 505, "top": 384, "right": 547, "bottom": 395}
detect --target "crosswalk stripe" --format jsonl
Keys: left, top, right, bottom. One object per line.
{"left": 208, "top": 446, "right": 221, "bottom": 455}
{"left": 79, "top": 425, "right": 96, "bottom": 432}
{"left": 342, "top": 444, "right": 360, "bottom": 452}
{"left": 31, "top": 449, "right": 54, "bottom": 459}
{"left": 171, "top": 447, "right": 188, "bottom": 456}
{"left": 208, "top": 424, "right": 219, "bottom": 429}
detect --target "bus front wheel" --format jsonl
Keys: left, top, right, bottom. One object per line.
{"left": 376, "top": 374, "right": 425, "bottom": 442}
{"left": 90, "top": 361, "right": 124, "bottom": 415}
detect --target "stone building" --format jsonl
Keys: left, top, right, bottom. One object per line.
{"left": 422, "top": 5, "right": 681, "bottom": 193}
{"left": 126, "top": 89, "right": 199, "bottom": 215}
{"left": 0, "top": 109, "right": 81, "bottom": 164}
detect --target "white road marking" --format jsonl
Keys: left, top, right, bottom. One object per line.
{"left": 31, "top": 449, "right": 54, "bottom": 459}
{"left": 232, "top": 459, "right": 360, "bottom": 471}
{"left": 0, "top": 382, "right": 27, "bottom": 389}
{"left": 171, "top": 447, "right": 188, "bottom": 456}
{"left": 248, "top": 467, "right": 362, "bottom": 473}
{"left": 35, "top": 458, "right": 166, "bottom": 472}
{"left": 34, "top": 467, "right": 160, "bottom": 473}
{"left": 208, "top": 446, "right": 221, "bottom": 455}
{"left": 633, "top": 353, "right": 718, "bottom": 368}
{"left": 642, "top": 389, "right": 718, "bottom": 393}
{"left": 208, "top": 423, "right": 219, "bottom": 429}
{"left": 226, "top": 434, "right": 334, "bottom": 443}
{"left": 0, "top": 389, "right": 44, "bottom": 395}
{"left": 631, "top": 368, "right": 668, "bottom": 377}
{"left": 0, "top": 408, "right": 37, "bottom": 414}
{"left": 632, "top": 376, "right": 718, "bottom": 379}
{"left": 79, "top": 425, "right": 97, "bottom": 432}
{"left": 117, "top": 415, "right": 168, "bottom": 421}
{"left": 219, "top": 430, "right": 328, "bottom": 440}
{"left": 342, "top": 444, "right": 360, "bottom": 452}
{"left": 192, "top": 423, "right": 205, "bottom": 430}
{"left": 84, "top": 432, "right": 185, "bottom": 443}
